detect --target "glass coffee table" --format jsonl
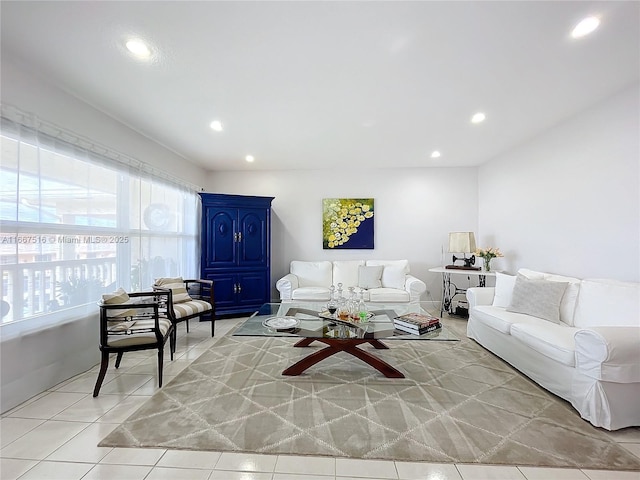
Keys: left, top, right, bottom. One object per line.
{"left": 233, "top": 301, "right": 458, "bottom": 378}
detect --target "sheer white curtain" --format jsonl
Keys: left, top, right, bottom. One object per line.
{"left": 0, "top": 113, "right": 200, "bottom": 336}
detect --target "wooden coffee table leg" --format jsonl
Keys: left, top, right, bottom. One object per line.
{"left": 282, "top": 344, "right": 341, "bottom": 375}
{"left": 293, "top": 338, "right": 315, "bottom": 347}
{"left": 344, "top": 344, "right": 404, "bottom": 378}
{"left": 368, "top": 339, "right": 389, "bottom": 349}
{"left": 282, "top": 338, "right": 404, "bottom": 378}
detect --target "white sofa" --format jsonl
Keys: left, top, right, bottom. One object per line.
{"left": 466, "top": 268, "right": 640, "bottom": 430}
{"left": 276, "top": 260, "right": 426, "bottom": 303}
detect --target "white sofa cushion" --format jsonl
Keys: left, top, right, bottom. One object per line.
{"left": 517, "top": 268, "right": 546, "bottom": 279}
{"left": 574, "top": 279, "right": 640, "bottom": 328}
{"left": 507, "top": 274, "right": 568, "bottom": 323}
{"left": 358, "top": 265, "right": 383, "bottom": 289}
{"left": 290, "top": 261, "right": 333, "bottom": 287}
{"left": 333, "top": 260, "right": 365, "bottom": 288}
{"left": 367, "top": 260, "right": 410, "bottom": 290}
{"left": 471, "top": 305, "right": 547, "bottom": 334}
{"left": 291, "top": 287, "right": 331, "bottom": 301}
{"left": 510, "top": 322, "right": 578, "bottom": 367}
{"left": 368, "top": 287, "right": 410, "bottom": 303}
{"left": 492, "top": 272, "right": 516, "bottom": 308}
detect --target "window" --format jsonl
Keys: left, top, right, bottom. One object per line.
{"left": 0, "top": 115, "right": 200, "bottom": 330}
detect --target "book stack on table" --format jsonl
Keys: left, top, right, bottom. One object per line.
{"left": 393, "top": 312, "right": 441, "bottom": 335}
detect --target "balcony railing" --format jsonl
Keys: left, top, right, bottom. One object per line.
{"left": 1, "top": 257, "right": 117, "bottom": 323}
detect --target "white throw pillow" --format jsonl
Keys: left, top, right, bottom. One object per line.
{"left": 544, "top": 273, "right": 581, "bottom": 326}
{"left": 333, "top": 260, "right": 365, "bottom": 288}
{"left": 507, "top": 274, "right": 568, "bottom": 323}
{"left": 366, "top": 260, "right": 409, "bottom": 290}
{"left": 492, "top": 272, "right": 516, "bottom": 308}
{"left": 358, "top": 265, "right": 383, "bottom": 289}
{"left": 290, "top": 261, "right": 332, "bottom": 287}
{"left": 381, "top": 266, "right": 406, "bottom": 290}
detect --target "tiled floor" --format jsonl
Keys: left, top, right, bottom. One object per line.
{"left": 2, "top": 317, "right": 639, "bottom": 480}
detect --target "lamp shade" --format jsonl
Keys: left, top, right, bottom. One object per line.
{"left": 448, "top": 232, "right": 476, "bottom": 253}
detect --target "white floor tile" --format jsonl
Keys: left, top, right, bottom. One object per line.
{"left": 274, "top": 474, "right": 334, "bottom": 480}
{"left": 145, "top": 466, "right": 212, "bottom": 480}
{"left": 82, "top": 463, "right": 152, "bottom": 480}
{"left": 52, "top": 371, "right": 119, "bottom": 394}
{"left": 46, "top": 422, "right": 117, "bottom": 463}
{"left": 0, "top": 458, "right": 37, "bottom": 480}
{"left": 395, "top": 461, "right": 463, "bottom": 480}
{"left": 517, "top": 467, "right": 589, "bottom": 480}
{"left": 131, "top": 376, "right": 176, "bottom": 396}
{"left": 0, "top": 420, "right": 89, "bottom": 460}
{"left": 99, "top": 374, "right": 155, "bottom": 395}
{"left": 621, "top": 443, "right": 640, "bottom": 459}
{"left": 605, "top": 427, "right": 640, "bottom": 443}
{"left": 53, "top": 394, "right": 123, "bottom": 422}
{"left": 209, "top": 471, "right": 273, "bottom": 480}
{"left": 0, "top": 418, "right": 45, "bottom": 448}
{"left": 215, "top": 452, "right": 278, "bottom": 472}
{"left": 582, "top": 470, "right": 640, "bottom": 480}
{"left": 7, "top": 392, "right": 86, "bottom": 420}
{"left": 456, "top": 464, "right": 526, "bottom": 480}
{"left": 99, "top": 446, "right": 166, "bottom": 466}
{"left": 157, "top": 449, "right": 221, "bottom": 469}
{"left": 275, "top": 454, "right": 335, "bottom": 476}
{"left": 336, "top": 458, "right": 398, "bottom": 479}
{"left": 16, "top": 460, "right": 93, "bottom": 480}
{"left": 96, "top": 395, "right": 151, "bottom": 423}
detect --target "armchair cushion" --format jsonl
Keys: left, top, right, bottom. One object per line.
{"left": 172, "top": 299, "right": 213, "bottom": 319}
{"left": 101, "top": 287, "right": 137, "bottom": 318}
{"left": 107, "top": 318, "right": 172, "bottom": 347}
{"left": 154, "top": 277, "right": 192, "bottom": 303}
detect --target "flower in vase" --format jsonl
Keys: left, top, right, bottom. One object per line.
{"left": 474, "top": 247, "right": 504, "bottom": 271}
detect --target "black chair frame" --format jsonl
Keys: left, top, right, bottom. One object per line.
{"left": 94, "top": 291, "right": 174, "bottom": 397}
{"left": 153, "top": 279, "right": 215, "bottom": 352}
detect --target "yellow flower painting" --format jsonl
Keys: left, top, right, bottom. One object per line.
{"left": 322, "top": 198, "right": 374, "bottom": 249}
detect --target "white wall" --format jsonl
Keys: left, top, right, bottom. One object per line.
{"left": 1, "top": 58, "right": 209, "bottom": 188}
{"left": 205, "top": 167, "right": 479, "bottom": 299}
{"left": 0, "top": 60, "right": 209, "bottom": 412}
{"left": 478, "top": 84, "right": 640, "bottom": 282}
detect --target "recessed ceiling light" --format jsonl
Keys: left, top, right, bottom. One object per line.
{"left": 126, "top": 39, "right": 151, "bottom": 58}
{"left": 430, "top": 151, "right": 441, "bottom": 158}
{"left": 471, "top": 112, "right": 486, "bottom": 124}
{"left": 245, "top": 155, "right": 255, "bottom": 163}
{"left": 571, "top": 16, "right": 600, "bottom": 38}
{"left": 210, "top": 120, "right": 223, "bottom": 132}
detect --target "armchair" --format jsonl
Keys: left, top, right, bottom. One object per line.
{"left": 94, "top": 289, "right": 173, "bottom": 397}
{"left": 153, "top": 278, "right": 215, "bottom": 349}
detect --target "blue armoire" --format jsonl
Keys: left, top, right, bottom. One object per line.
{"left": 199, "top": 193, "right": 274, "bottom": 315}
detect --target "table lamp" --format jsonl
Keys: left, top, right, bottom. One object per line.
{"left": 446, "top": 232, "right": 480, "bottom": 270}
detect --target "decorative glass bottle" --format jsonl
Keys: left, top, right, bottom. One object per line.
{"left": 357, "top": 289, "right": 368, "bottom": 322}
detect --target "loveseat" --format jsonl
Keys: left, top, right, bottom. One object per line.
{"left": 466, "top": 268, "right": 640, "bottom": 430}
{"left": 276, "top": 260, "right": 426, "bottom": 303}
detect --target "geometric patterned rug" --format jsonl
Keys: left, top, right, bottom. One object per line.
{"left": 100, "top": 322, "right": 640, "bottom": 471}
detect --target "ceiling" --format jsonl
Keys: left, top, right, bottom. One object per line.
{"left": 1, "top": 1, "right": 638, "bottom": 172}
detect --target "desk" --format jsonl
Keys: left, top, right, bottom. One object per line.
{"left": 429, "top": 267, "right": 496, "bottom": 317}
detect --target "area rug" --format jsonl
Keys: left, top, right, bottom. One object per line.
{"left": 100, "top": 321, "right": 640, "bottom": 470}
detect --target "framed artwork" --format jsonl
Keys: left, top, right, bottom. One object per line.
{"left": 322, "top": 198, "right": 374, "bottom": 249}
